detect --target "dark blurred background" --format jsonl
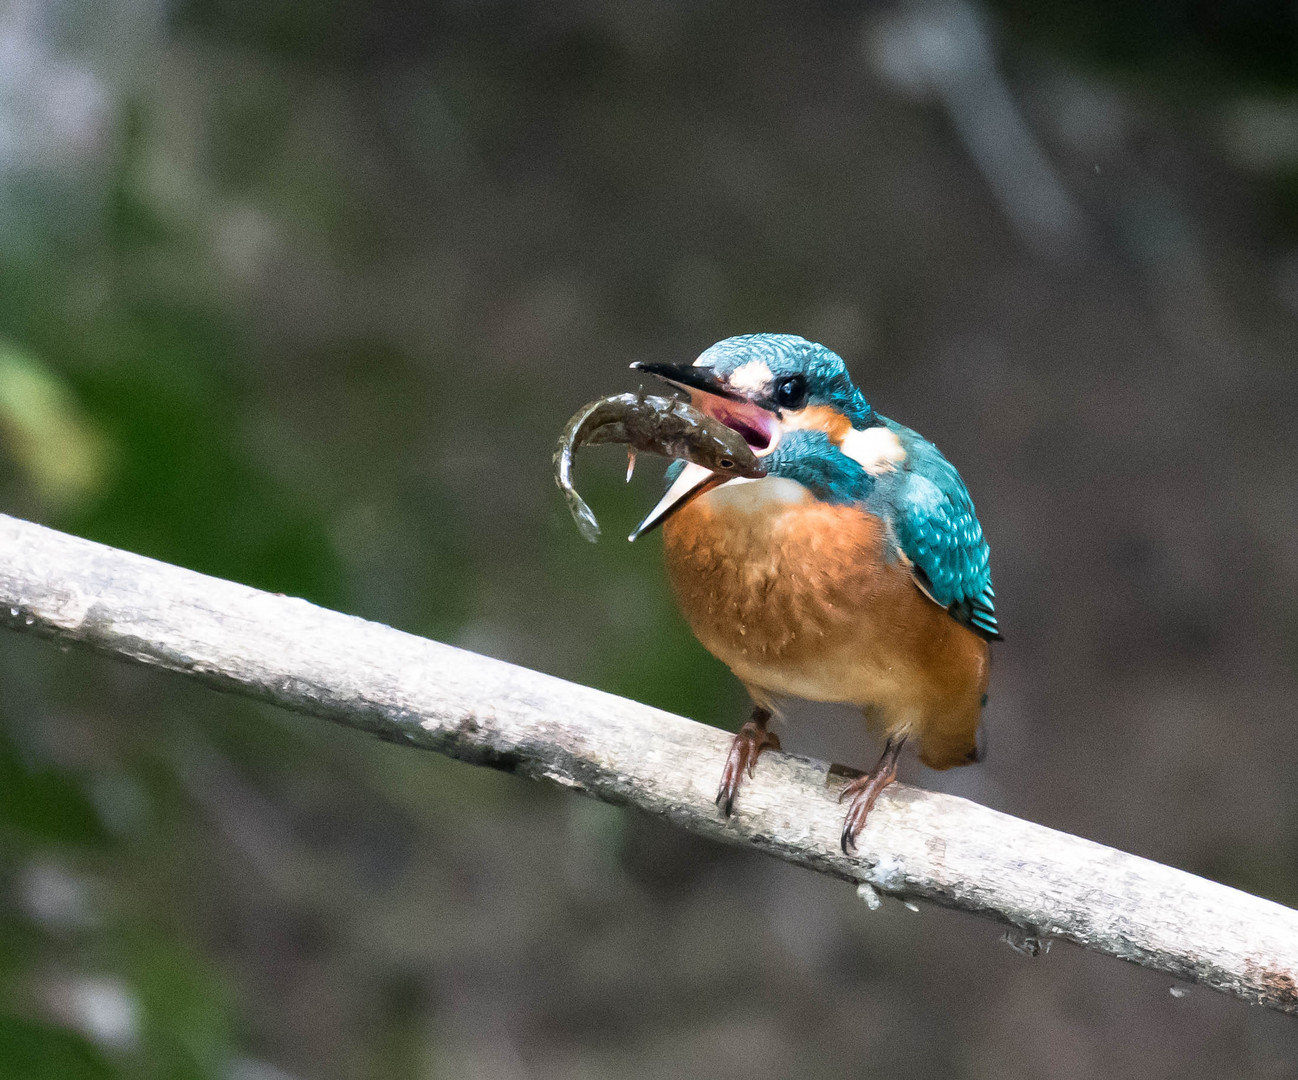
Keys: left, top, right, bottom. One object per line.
{"left": 2, "top": 0, "right": 1298, "bottom": 1076}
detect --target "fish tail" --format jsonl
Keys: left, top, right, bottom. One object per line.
{"left": 567, "top": 492, "right": 601, "bottom": 543}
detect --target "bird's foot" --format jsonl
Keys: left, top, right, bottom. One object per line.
{"left": 716, "top": 710, "right": 780, "bottom": 817}
{"left": 839, "top": 736, "right": 905, "bottom": 854}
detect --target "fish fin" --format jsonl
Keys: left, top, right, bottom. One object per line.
{"left": 625, "top": 450, "right": 636, "bottom": 483}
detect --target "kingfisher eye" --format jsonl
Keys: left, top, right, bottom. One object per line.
{"left": 774, "top": 374, "right": 807, "bottom": 409}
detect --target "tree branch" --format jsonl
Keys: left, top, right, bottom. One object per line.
{"left": 0, "top": 513, "right": 1294, "bottom": 1015}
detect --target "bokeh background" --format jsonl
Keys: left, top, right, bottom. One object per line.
{"left": 2, "top": 0, "right": 1298, "bottom": 1076}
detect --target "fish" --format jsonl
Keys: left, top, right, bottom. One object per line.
{"left": 554, "top": 389, "right": 766, "bottom": 542}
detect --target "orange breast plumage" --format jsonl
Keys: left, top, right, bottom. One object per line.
{"left": 661, "top": 475, "right": 989, "bottom": 768}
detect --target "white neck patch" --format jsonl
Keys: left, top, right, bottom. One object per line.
{"left": 839, "top": 425, "right": 906, "bottom": 476}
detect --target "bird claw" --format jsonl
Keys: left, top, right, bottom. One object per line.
{"left": 715, "top": 785, "right": 736, "bottom": 817}
{"left": 715, "top": 720, "right": 780, "bottom": 818}
{"left": 840, "top": 789, "right": 872, "bottom": 853}
{"left": 837, "top": 738, "right": 904, "bottom": 854}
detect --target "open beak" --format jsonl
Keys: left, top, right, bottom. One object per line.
{"left": 627, "top": 361, "right": 780, "bottom": 541}
{"left": 628, "top": 462, "right": 725, "bottom": 541}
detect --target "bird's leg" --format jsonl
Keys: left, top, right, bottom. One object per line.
{"left": 716, "top": 705, "right": 781, "bottom": 817}
{"left": 839, "top": 736, "right": 906, "bottom": 854}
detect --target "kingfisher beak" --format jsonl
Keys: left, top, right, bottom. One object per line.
{"left": 627, "top": 358, "right": 781, "bottom": 540}
{"left": 633, "top": 359, "right": 781, "bottom": 457}
{"left": 629, "top": 361, "right": 745, "bottom": 403}
{"left": 628, "top": 463, "right": 724, "bottom": 541}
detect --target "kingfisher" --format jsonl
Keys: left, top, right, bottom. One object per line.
{"left": 629, "top": 334, "right": 999, "bottom": 853}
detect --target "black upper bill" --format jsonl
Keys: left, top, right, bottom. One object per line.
{"left": 629, "top": 361, "right": 745, "bottom": 403}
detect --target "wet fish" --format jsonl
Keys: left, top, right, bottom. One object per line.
{"left": 554, "top": 390, "right": 765, "bottom": 542}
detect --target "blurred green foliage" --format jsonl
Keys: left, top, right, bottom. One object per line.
{"left": 0, "top": 732, "right": 111, "bottom": 851}
{"left": 0, "top": 1016, "right": 117, "bottom": 1080}
{"left": 0, "top": 344, "right": 113, "bottom": 511}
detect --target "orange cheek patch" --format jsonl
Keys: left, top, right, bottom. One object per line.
{"left": 781, "top": 405, "right": 852, "bottom": 443}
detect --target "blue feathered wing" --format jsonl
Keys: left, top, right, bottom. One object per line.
{"left": 889, "top": 439, "right": 1000, "bottom": 640}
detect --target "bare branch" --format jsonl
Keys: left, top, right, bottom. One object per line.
{"left": 0, "top": 513, "right": 1294, "bottom": 1015}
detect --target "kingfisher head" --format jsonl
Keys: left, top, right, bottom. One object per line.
{"left": 631, "top": 334, "right": 892, "bottom": 537}
{"left": 634, "top": 334, "right": 873, "bottom": 449}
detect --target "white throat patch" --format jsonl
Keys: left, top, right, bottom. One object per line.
{"left": 705, "top": 474, "right": 810, "bottom": 511}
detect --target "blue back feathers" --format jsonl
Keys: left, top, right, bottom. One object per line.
{"left": 883, "top": 423, "right": 999, "bottom": 640}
